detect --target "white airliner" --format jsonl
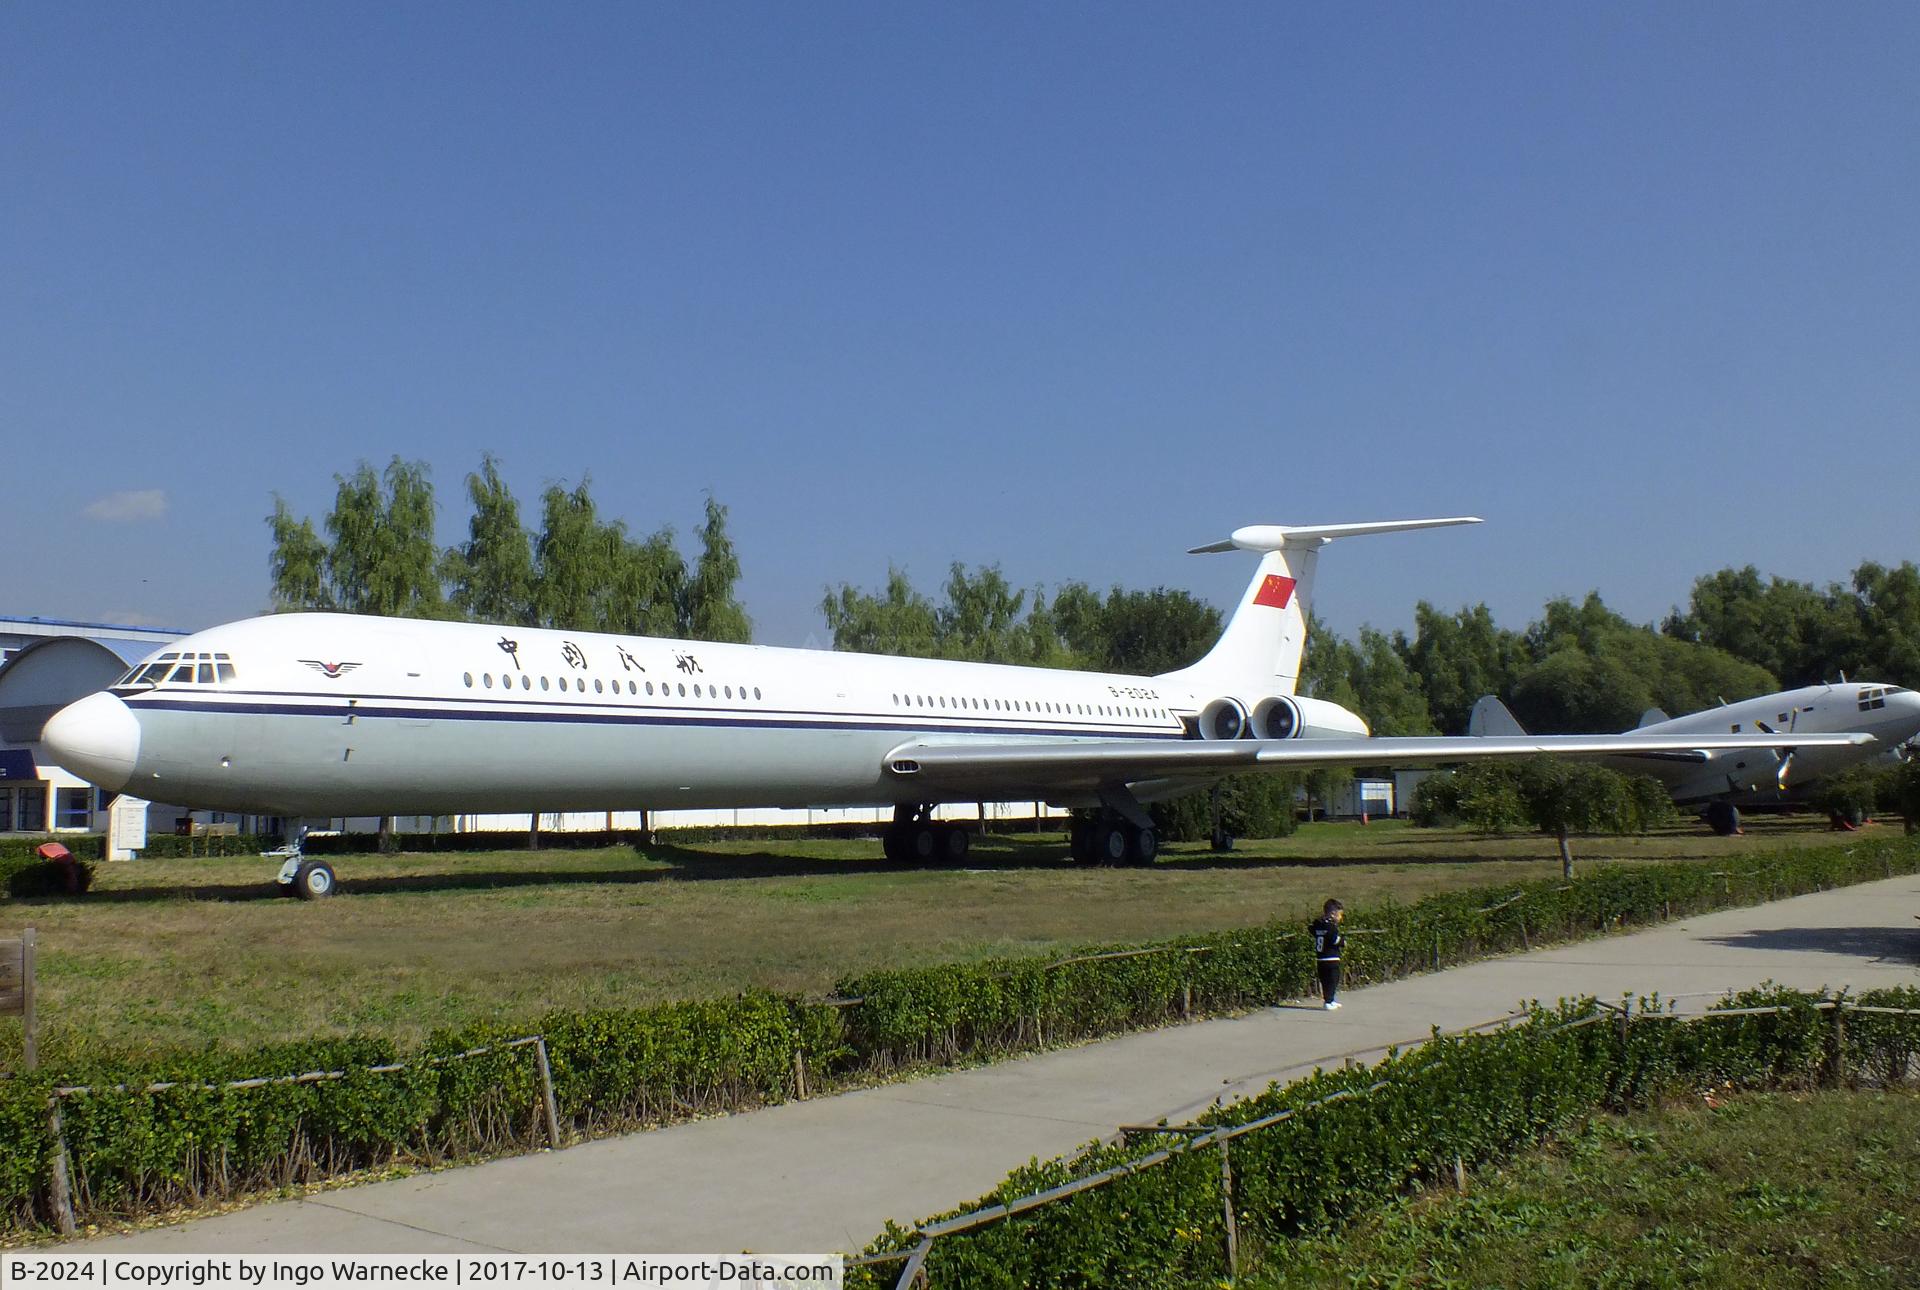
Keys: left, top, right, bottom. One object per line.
{"left": 1469, "top": 682, "right": 1920, "bottom": 835}
{"left": 41, "top": 518, "right": 1872, "bottom": 896}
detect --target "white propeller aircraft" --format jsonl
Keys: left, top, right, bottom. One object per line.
{"left": 41, "top": 517, "right": 1872, "bottom": 896}
{"left": 1469, "top": 681, "right": 1920, "bottom": 835}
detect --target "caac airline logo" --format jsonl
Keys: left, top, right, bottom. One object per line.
{"left": 1252, "top": 574, "right": 1297, "bottom": 609}
{"left": 298, "top": 660, "right": 363, "bottom": 679}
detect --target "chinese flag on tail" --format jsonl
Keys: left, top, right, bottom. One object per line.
{"left": 1253, "top": 574, "right": 1297, "bottom": 608}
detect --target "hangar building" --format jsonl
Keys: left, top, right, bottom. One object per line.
{"left": 0, "top": 615, "right": 204, "bottom": 851}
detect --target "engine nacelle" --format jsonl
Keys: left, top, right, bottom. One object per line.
{"left": 1196, "top": 697, "right": 1249, "bottom": 740}
{"left": 1188, "top": 693, "right": 1369, "bottom": 740}
{"left": 1250, "top": 695, "right": 1302, "bottom": 740}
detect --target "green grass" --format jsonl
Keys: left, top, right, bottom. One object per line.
{"left": 0, "top": 814, "right": 1857, "bottom": 1059}
{"left": 1254, "top": 1088, "right": 1920, "bottom": 1289}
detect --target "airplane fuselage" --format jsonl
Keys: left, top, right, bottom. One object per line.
{"left": 1610, "top": 682, "right": 1920, "bottom": 804}
{"left": 42, "top": 517, "right": 1882, "bottom": 849}
{"left": 64, "top": 612, "right": 1364, "bottom": 817}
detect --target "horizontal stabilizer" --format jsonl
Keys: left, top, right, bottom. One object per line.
{"left": 1188, "top": 516, "right": 1482, "bottom": 555}
{"left": 1467, "top": 695, "right": 1527, "bottom": 737}
{"left": 1168, "top": 516, "right": 1481, "bottom": 696}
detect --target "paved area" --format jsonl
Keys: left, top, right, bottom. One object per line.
{"left": 85, "top": 876, "right": 1919, "bottom": 1254}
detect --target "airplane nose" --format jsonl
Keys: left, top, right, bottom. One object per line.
{"left": 41, "top": 691, "right": 141, "bottom": 793}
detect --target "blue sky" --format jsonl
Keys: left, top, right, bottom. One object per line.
{"left": 4, "top": 4, "right": 1916, "bottom": 647}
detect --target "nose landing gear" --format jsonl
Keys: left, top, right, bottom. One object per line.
{"left": 272, "top": 819, "right": 340, "bottom": 898}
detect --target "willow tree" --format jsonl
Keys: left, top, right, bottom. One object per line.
{"left": 445, "top": 454, "right": 536, "bottom": 626}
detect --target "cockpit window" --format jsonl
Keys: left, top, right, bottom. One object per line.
{"left": 120, "top": 652, "right": 237, "bottom": 688}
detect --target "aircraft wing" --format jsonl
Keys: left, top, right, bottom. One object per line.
{"left": 882, "top": 732, "right": 1875, "bottom": 796}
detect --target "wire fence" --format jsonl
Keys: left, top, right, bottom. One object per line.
{"left": 35, "top": 1034, "right": 563, "bottom": 1237}
{"left": 845, "top": 997, "right": 1920, "bottom": 1289}
{"left": 14, "top": 849, "right": 1911, "bottom": 1246}
{"left": 20, "top": 887, "right": 1574, "bottom": 1238}
{"left": 815, "top": 894, "right": 1517, "bottom": 1015}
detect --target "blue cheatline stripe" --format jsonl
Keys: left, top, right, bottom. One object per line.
{"left": 122, "top": 695, "right": 1189, "bottom": 742}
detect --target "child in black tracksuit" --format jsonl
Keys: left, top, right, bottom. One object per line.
{"left": 1309, "top": 899, "right": 1345, "bottom": 1010}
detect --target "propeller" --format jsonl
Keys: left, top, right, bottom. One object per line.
{"left": 1754, "top": 710, "right": 1800, "bottom": 789}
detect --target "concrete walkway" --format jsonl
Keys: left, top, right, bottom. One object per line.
{"left": 86, "top": 876, "right": 1918, "bottom": 1254}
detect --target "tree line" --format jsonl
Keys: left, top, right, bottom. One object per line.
{"left": 1371, "top": 559, "right": 1920, "bottom": 736}
{"left": 820, "top": 567, "right": 1224, "bottom": 677}
{"left": 265, "top": 461, "right": 1918, "bottom": 738}
{"left": 823, "top": 561, "right": 1919, "bottom": 735}
{"left": 266, "top": 456, "right": 751, "bottom": 641}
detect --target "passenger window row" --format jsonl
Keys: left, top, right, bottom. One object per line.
{"left": 462, "top": 672, "right": 764, "bottom": 704}
{"left": 889, "top": 693, "right": 1166, "bottom": 721}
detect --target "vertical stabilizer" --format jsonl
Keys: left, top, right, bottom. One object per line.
{"left": 1468, "top": 694, "right": 1527, "bottom": 737}
{"left": 1159, "top": 518, "right": 1480, "bottom": 694}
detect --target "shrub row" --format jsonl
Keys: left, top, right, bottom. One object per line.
{"left": 834, "top": 835, "right": 1920, "bottom": 1065}
{"left": 1411, "top": 759, "right": 1673, "bottom": 834}
{"left": 0, "top": 837, "right": 106, "bottom": 866}
{"left": 0, "top": 993, "right": 846, "bottom": 1230}
{"left": 300, "top": 829, "right": 636, "bottom": 855}
{"left": 1149, "top": 774, "right": 1301, "bottom": 842}
{"left": 0, "top": 838, "right": 104, "bottom": 899}
{"left": 0, "top": 835, "right": 1911, "bottom": 1234}
{"left": 0, "top": 836, "right": 272, "bottom": 887}
{"left": 849, "top": 985, "right": 1920, "bottom": 1288}
{"left": 130, "top": 834, "right": 278, "bottom": 859}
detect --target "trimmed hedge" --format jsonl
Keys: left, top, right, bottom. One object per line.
{"left": 0, "top": 836, "right": 1912, "bottom": 1234}
{"left": 6, "top": 860, "right": 94, "bottom": 898}
{"left": 0, "top": 993, "right": 846, "bottom": 1229}
{"left": 0, "top": 837, "right": 105, "bottom": 898}
{"left": 834, "top": 836, "right": 1920, "bottom": 1067}
{"left": 850, "top": 985, "right": 1920, "bottom": 1288}
{"left": 0, "top": 835, "right": 273, "bottom": 881}
{"left": 1149, "top": 774, "right": 1302, "bottom": 842}
{"left": 134, "top": 834, "right": 278, "bottom": 859}
{"left": 0, "top": 837, "right": 106, "bottom": 865}
{"left": 302, "top": 829, "right": 634, "bottom": 855}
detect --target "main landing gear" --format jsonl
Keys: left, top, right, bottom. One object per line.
{"left": 1705, "top": 801, "right": 1742, "bottom": 837}
{"left": 882, "top": 805, "right": 971, "bottom": 863}
{"left": 1068, "top": 813, "right": 1159, "bottom": 866}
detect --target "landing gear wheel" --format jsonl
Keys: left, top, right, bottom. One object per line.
{"left": 1068, "top": 820, "right": 1094, "bottom": 864}
{"left": 908, "top": 825, "right": 939, "bottom": 862}
{"left": 1127, "top": 826, "right": 1159, "bottom": 866}
{"left": 293, "top": 858, "right": 336, "bottom": 900}
{"left": 940, "top": 826, "right": 971, "bottom": 863}
{"left": 882, "top": 825, "right": 907, "bottom": 862}
{"left": 1091, "top": 820, "right": 1130, "bottom": 866}
{"left": 1705, "top": 802, "right": 1741, "bottom": 837}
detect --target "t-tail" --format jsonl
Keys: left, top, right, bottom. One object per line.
{"left": 1158, "top": 517, "right": 1481, "bottom": 694}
